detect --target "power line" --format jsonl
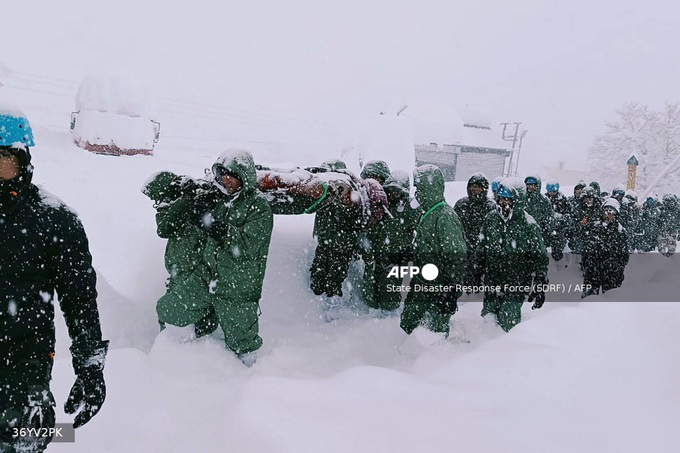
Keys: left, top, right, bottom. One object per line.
{"left": 163, "top": 134, "right": 338, "bottom": 147}
{"left": 2, "top": 83, "right": 74, "bottom": 99}
{"left": 12, "top": 70, "right": 80, "bottom": 86}
{"left": 2, "top": 69, "right": 344, "bottom": 150}
{"left": 9, "top": 75, "right": 78, "bottom": 92}
{"left": 156, "top": 104, "right": 338, "bottom": 135}
{"left": 157, "top": 96, "right": 338, "bottom": 129}
{"left": 4, "top": 70, "right": 339, "bottom": 131}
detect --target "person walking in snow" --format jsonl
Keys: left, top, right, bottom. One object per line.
{"left": 144, "top": 150, "right": 273, "bottom": 366}
{"left": 544, "top": 181, "right": 571, "bottom": 261}
{"left": 589, "top": 181, "right": 603, "bottom": 201}
{"left": 362, "top": 170, "right": 420, "bottom": 313}
{"left": 581, "top": 199, "right": 629, "bottom": 297}
{"left": 570, "top": 186, "right": 602, "bottom": 256}
{"left": 1, "top": 109, "right": 109, "bottom": 452}
{"left": 473, "top": 183, "right": 549, "bottom": 331}
{"left": 400, "top": 165, "right": 467, "bottom": 337}
{"left": 638, "top": 195, "right": 661, "bottom": 252}
{"left": 657, "top": 194, "right": 680, "bottom": 256}
{"left": 567, "top": 181, "right": 587, "bottom": 212}
{"left": 454, "top": 173, "right": 496, "bottom": 287}
{"left": 523, "top": 175, "right": 555, "bottom": 248}
{"left": 308, "top": 159, "right": 365, "bottom": 298}
{"left": 356, "top": 161, "right": 393, "bottom": 308}
{"left": 621, "top": 190, "right": 642, "bottom": 252}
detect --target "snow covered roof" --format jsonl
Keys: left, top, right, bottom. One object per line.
{"left": 76, "top": 74, "right": 151, "bottom": 117}
{"left": 403, "top": 103, "right": 509, "bottom": 150}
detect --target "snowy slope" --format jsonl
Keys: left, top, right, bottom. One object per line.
{"left": 17, "top": 127, "right": 677, "bottom": 453}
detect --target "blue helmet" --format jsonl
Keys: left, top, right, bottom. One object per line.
{"left": 0, "top": 112, "right": 35, "bottom": 149}
{"left": 546, "top": 182, "right": 559, "bottom": 193}
{"left": 497, "top": 186, "right": 513, "bottom": 199}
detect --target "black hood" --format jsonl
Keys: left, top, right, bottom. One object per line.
{"left": 0, "top": 146, "right": 33, "bottom": 215}
{"left": 467, "top": 173, "right": 489, "bottom": 198}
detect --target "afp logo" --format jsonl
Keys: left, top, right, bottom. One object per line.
{"left": 387, "top": 264, "right": 439, "bottom": 281}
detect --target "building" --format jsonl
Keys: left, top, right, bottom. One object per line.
{"left": 413, "top": 110, "right": 512, "bottom": 182}
{"left": 415, "top": 141, "right": 511, "bottom": 182}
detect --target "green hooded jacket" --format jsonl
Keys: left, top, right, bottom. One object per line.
{"left": 524, "top": 174, "right": 554, "bottom": 242}
{"left": 360, "top": 160, "right": 391, "bottom": 184}
{"left": 143, "top": 171, "right": 207, "bottom": 279}
{"left": 369, "top": 171, "right": 420, "bottom": 260}
{"left": 411, "top": 165, "right": 467, "bottom": 287}
{"left": 476, "top": 184, "right": 548, "bottom": 290}
{"left": 202, "top": 150, "right": 274, "bottom": 301}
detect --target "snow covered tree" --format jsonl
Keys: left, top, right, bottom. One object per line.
{"left": 588, "top": 102, "right": 657, "bottom": 193}
{"left": 588, "top": 102, "right": 680, "bottom": 195}
{"left": 649, "top": 102, "right": 680, "bottom": 194}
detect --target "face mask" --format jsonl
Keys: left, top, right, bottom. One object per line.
{"left": 497, "top": 203, "right": 513, "bottom": 221}
{"left": 0, "top": 176, "right": 24, "bottom": 213}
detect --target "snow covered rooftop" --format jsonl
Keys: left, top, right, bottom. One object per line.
{"left": 402, "top": 103, "right": 509, "bottom": 150}
{"left": 76, "top": 74, "right": 152, "bottom": 118}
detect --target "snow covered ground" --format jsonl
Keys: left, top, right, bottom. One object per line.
{"left": 15, "top": 125, "right": 677, "bottom": 453}
{"left": 2, "top": 2, "right": 680, "bottom": 449}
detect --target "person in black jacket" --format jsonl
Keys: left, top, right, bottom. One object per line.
{"left": 581, "top": 198, "right": 629, "bottom": 297}
{"left": 453, "top": 173, "right": 495, "bottom": 286}
{"left": 544, "top": 181, "right": 571, "bottom": 261}
{"left": 0, "top": 110, "right": 108, "bottom": 452}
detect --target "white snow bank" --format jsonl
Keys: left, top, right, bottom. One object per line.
{"left": 24, "top": 105, "right": 680, "bottom": 453}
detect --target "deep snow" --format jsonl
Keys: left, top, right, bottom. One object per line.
{"left": 14, "top": 124, "right": 678, "bottom": 453}
{"left": 2, "top": 7, "right": 679, "bottom": 447}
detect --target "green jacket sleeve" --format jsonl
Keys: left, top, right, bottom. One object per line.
{"left": 526, "top": 220, "right": 549, "bottom": 278}
{"left": 435, "top": 211, "right": 468, "bottom": 286}
{"left": 219, "top": 197, "right": 274, "bottom": 260}
{"left": 156, "top": 196, "right": 194, "bottom": 239}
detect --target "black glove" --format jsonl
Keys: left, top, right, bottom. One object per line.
{"left": 551, "top": 248, "right": 564, "bottom": 262}
{"left": 190, "top": 188, "right": 221, "bottom": 227}
{"left": 176, "top": 177, "right": 199, "bottom": 197}
{"left": 161, "top": 176, "right": 199, "bottom": 204}
{"left": 65, "top": 340, "right": 109, "bottom": 428}
{"left": 206, "top": 219, "right": 233, "bottom": 241}
{"left": 527, "top": 275, "right": 547, "bottom": 310}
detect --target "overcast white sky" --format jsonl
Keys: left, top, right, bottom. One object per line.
{"left": 5, "top": 0, "right": 680, "bottom": 172}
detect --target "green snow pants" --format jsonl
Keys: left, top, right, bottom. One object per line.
{"left": 0, "top": 353, "right": 56, "bottom": 453}
{"left": 157, "top": 273, "right": 263, "bottom": 355}
{"left": 400, "top": 293, "right": 453, "bottom": 336}
{"left": 482, "top": 293, "right": 523, "bottom": 332}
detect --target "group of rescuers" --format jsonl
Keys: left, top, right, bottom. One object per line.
{"left": 7, "top": 107, "right": 678, "bottom": 452}
{"left": 143, "top": 150, "right": 679, "bottom": 366}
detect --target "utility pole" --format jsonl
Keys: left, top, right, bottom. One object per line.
{"left": 501, "top": 122, "right": 527, "bottom": 177}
